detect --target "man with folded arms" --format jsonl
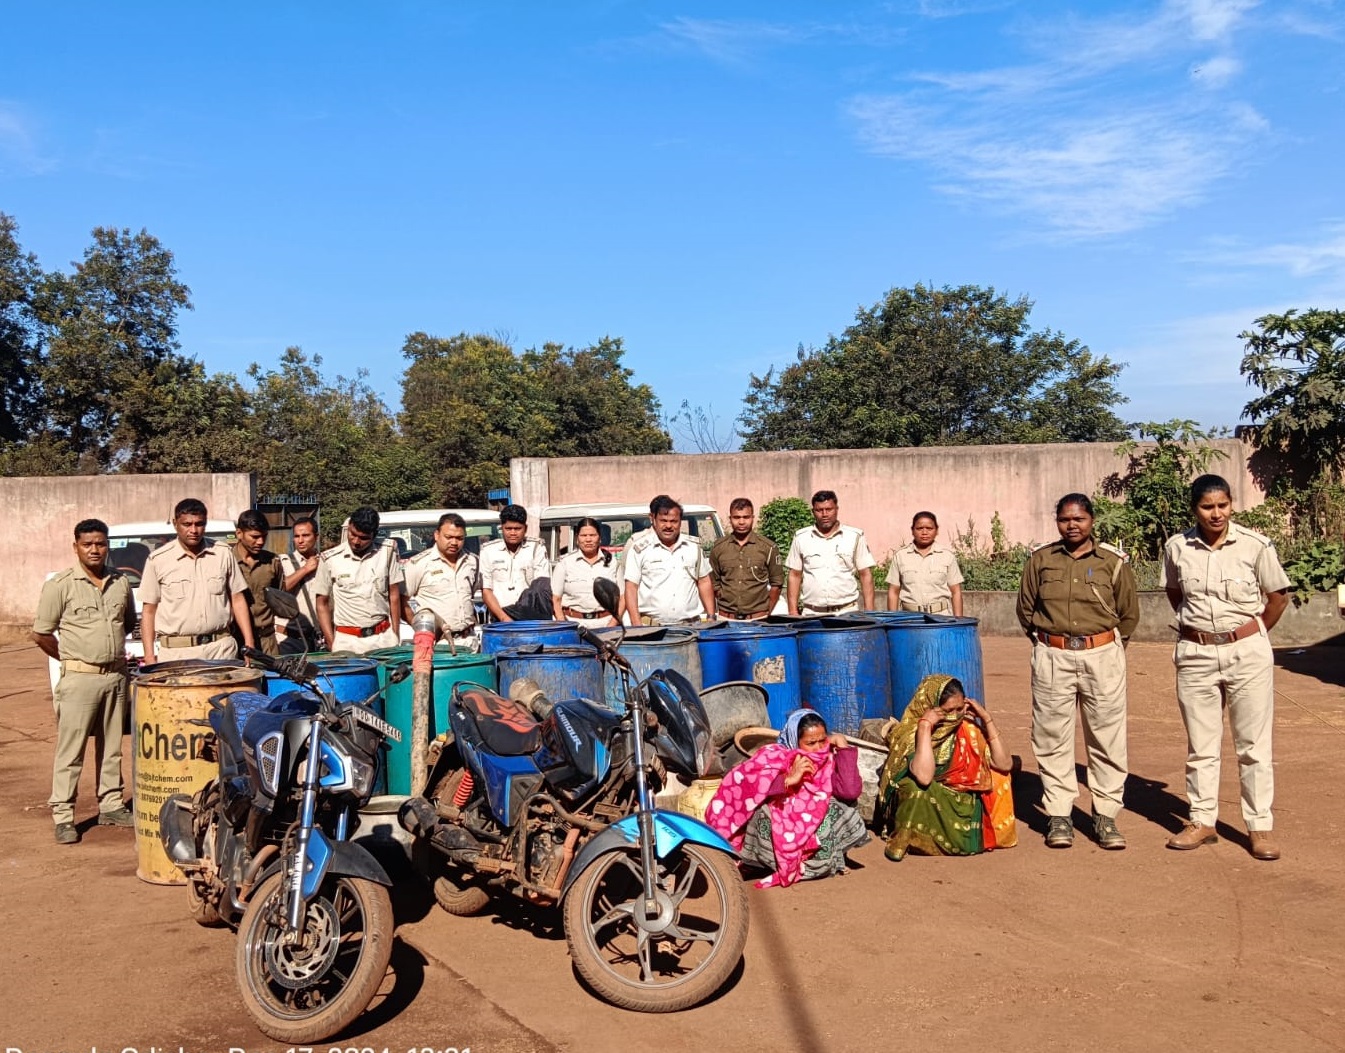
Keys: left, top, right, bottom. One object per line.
{"left": 32, "top": 518, "right": 138, "bottom": 844}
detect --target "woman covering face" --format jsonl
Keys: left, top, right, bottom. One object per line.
{"left": 1160, "top": 474, "right": 1290, "bottom": 861}
{"left": 1016, "top": 494, "right": 1140, "bottom": 851}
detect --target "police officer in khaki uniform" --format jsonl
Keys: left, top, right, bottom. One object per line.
{"left": 31, "top": 518, "right": 138, "bottom": 844}
{"left": 402, "top": 512, "right": 481, "bottom": 651}
{"left": 551, "top": 517, "right": 622, "bottom": 627}
{"left": 479, "top": 505, "right": 552, "bottom": 622}
{"left": 278, "top": 516, "right": 322, "bottom": 654}
{"left": 1162, "top": 474, "right": 1290, "bottom": 861}
{"left": 314, "top": 506, "right": 403, "bottom": 655}
{"left": 886, "top": 511, "right": 964, "bottom": 615}
{"left": 1017, "top": 494, "right": 1139, "bottom": 851}
{"left": 624, "top": 496, "right": 716, "bottom": 625}
{"left": 785, "top": 490, "right": 876, "bottom": 616}
{"left": 709, "top": 497, "right": 783, "bottom": 620}
{"left": 231, "top": 509, "right": 284, "bottom": 656}
{"left": 140, "top": 498, "right": 253, "bottom": 664}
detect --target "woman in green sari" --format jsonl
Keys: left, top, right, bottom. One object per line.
{"left": 875, "top": 674, "right": 1018, "bottom": 861}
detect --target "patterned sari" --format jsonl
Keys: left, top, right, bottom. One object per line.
{"left": 875, "top": 674, "right": 1017, "bottom": 860}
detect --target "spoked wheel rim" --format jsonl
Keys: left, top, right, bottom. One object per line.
{"left": 242, "top": 877, "right": 374, "bottom": 1021}
{"left": 573, "top": 844, "right": 733, "bottom": 993}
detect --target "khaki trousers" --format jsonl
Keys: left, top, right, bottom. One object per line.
{"left": 330, "top": 627, "right": 399, "bottom": 656}
{"left": 1030, "top": 639, "right": 1129, "bottom": 818}
{"left": 50, "top": 669, "right": 127, "bottom": 825}
{"left": 1173, "top": 632, "right": 1275, "bottom": 830}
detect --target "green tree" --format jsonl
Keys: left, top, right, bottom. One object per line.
{"left": 1239, "top": 308, "right": 1345, "bottom": 486}
{"left": 523, "top": 336, "right": 671, "bottom": 458}
{"left": 739, "top": 283, "right": 1127, "bottom": 451}
{"left": 1094, "top": 420, "right": 1227, "bottom": 559}
{"left": 0, "top": 213, "right": 43, "bottom": 446}
{"left": 33, "top": 226, "right": 193, "bottom": 470}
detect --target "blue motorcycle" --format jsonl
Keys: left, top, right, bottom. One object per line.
{"left": 400, "top": 578, "right": 749, "bottom": 1012}
{"left": 159, "top": 599, "right": 407, "bottom": 1043}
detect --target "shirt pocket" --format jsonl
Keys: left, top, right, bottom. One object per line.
{"left": 1037, "top": 569, "right": 1070, "bottom": 602}
{"left": 1222, "top": 574, "right": 1261, "bottom": 605}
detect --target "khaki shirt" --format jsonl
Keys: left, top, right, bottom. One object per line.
{"left": 404, "top": 548, "right": 480, "bottom": 633}
{"left": 278, "top": 551, "right": 322, "bottom": 636}
{"left": 552, "top": 550, "right": 619, "bottom": 613}
{"left": 785, "top": 524, "right": 877, "bottom": 609}
{"left": 1017, "top": 541, "right": 1140, "bottom": 639}
{"left": 709, "top": 532, "right": 783, "bottom": 615}
{"left": 232, "top": 542, "right": 284, "bottom": 636}
{"left": 140, "top": 539, "right": 247, "bottom": 636}
{"left": 888, "top": 543, "right": 964, "bottom": 609}
{"left": 33, "top": 566, "right": 136, "bottom": 665}
{"left": 479, "top": 538, "right": 550, "bottom": 606}
{"left": 1161, "top": 523, "right": 1290, "bottom": 633}
{"left": 624, "top": 533, "right": 710, "bottom": 622}
{"left": 314, "top": 539, "right": 404, "bottom": 628}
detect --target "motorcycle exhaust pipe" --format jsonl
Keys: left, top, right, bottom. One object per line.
{"left": 399, "top": 797, "right": 484, "bottom": 859}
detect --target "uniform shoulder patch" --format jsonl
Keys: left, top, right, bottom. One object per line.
{"left": 320, "top": 545, "right": 344, "bottom": 561}
{"left": 631, "top": 534, "right": 654, "bottom": 554}
{"left": 408, "top": 547, "right": 435, "bottom": 564}
{"left": 147, "top": 542, "right": 177, "bottom": 561}
{"left": 1097, "top": 541, "right": 1129, "bottom": 562}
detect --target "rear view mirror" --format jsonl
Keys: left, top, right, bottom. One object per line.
{"left": 593, "top": 578, "right": 621, "bottom": 620}
{"left": 264, "top": 587, "right": 300, "bottom": 621}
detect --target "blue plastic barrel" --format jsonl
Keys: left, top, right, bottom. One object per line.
{"left": 885, "top": 615, "right": 986, "bottom": 717}
{"left": 496, "top": 645, "right": 603, "bottom": 707}
{"left": 795, "top": 617, "right": 891, "bottom": 735}
{"left": 594, "top": 627, "right": 703, "bottom": 712}
{"left": 480, "top": 620, "right": 581, "bottom": 656}
{"left": 367, "top": 647, "right": 497, "bottom": 796}
{"left": 697, "top": 623, "right": 800, "bottom": 728}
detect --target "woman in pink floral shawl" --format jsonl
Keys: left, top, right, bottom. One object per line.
{"left": 707, "top": 709, "right": 869, "bottom": 887}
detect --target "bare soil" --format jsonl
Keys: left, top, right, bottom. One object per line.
{"left": 2, "top": 637, "right": 1343, "bottom": 1053}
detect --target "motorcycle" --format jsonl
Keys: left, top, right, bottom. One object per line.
{"left": 399, "top": 577, "right": 749, "bottom": 1012}
{"left": 158, "top": 589, "right": 407, "bottom": 1043}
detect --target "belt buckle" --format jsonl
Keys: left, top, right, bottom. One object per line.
{"left": 1067, "top": 636, "right": 1086, "bottom": 650}
{"left": 1212, "top": 630, "right": 1233, "bottom": 645}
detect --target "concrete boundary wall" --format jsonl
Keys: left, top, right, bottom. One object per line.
{"left": 3, "top": 473, "right": 255, "bottom": 640}
{"left": 512, "top": 439, "right": 1262, "bottom": 559}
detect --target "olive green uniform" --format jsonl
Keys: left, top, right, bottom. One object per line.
{"left": 231, "top": 541, "right": 284, "bottom": 656}
{"left": 1161, "top": 523, "right": 1290, "bottom": 831}
{"left": 709, "top": 531, "right": 783, "bottom": 618}
{"left": 1017, "top": 541, "right": 1140, "bottom": 819}
{"left": 33, "top": 567, "right": 137, "bottom": 827}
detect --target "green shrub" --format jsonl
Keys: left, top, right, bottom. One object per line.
{"left": 757, "top": 496, "right": 813, "bottom": 555}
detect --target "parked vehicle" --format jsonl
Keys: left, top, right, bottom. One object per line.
{"left": 158, "top": 590, "right": 406, "bottom": 1042}
{"left": 398, "top": 578, "right": 749, "bottom": 1012}
{"left": 377, "top": 508, "right": 500, "bottom": 560}
{"left": 539, "top": 502, "right": 724, "bottom": 562}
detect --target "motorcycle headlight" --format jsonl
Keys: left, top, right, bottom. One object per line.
{"left": 350, "top": 756, "right": 376, "bottom": 799}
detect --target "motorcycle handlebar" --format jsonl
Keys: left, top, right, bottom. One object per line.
{"left": 241, "top": 647, "right": 319, "bottom": 687}
{"left": 576, "top": 625, "right": 631, "bottom": 671}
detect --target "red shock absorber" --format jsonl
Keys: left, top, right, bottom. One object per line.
{"left": 451, "top": 771, "right": 474, "bottom": 808}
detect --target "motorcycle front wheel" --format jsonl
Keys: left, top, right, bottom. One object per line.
{"left": 562, "top": 842, "right": 748, "bottom": 1012}
{"left": 235, "top": 870, "right": 393, "bottom": 1042}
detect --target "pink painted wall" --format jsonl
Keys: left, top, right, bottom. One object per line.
{"left": 513, "top": 439, "right": 1262, "bottom": 560}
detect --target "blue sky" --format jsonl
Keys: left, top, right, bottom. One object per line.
{"left": 3, "top": 0, "right": 1342, "bottom": 450}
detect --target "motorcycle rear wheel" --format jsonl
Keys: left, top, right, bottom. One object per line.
{"left": 186, "top": 875, "right": 225, "bottom": 928}
{"left": 235, "top": 870, "right": 393, "bottom": 1042}
{"left": 431, "top": 860, "right": 491, "bottom": 916}
{"left": 563, "top": 842, "right": 748, "bottom": 1012}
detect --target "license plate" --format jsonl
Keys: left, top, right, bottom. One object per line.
{"left": 351, "top": 705, "right": 402, "bottom": 743}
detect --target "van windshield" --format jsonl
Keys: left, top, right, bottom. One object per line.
{"left": 109, "top": 531, "right": 235, "bottom": 583}
{"left": 379, "top": 522, "right": 500, "bottom": 560}
{"left": 543, "top": 512, "right": 722, "bottom": 559}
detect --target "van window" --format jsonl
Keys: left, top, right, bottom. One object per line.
{"left": 379, "top": 522, "right": 500, "bottom": 560}
{"left": 109, "top": 530, "right": 235, "bottom": 583}
{"left": 542, "top": 512, "right": 722, "bottom": 560}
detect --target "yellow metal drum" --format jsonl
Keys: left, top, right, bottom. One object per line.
{"left": 131, "top": 665, "right": 263, "bottom": 884}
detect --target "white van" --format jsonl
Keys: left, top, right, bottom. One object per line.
{"left": 539, "top": 502, "right": 724, "bottom": 561}
{"left": 376, "top": 508, "right": 500, "bottom": 560}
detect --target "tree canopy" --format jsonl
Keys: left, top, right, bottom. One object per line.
{"left": 739, "top": 283, "right": 1128, "bottom": 451}
{"left": 1240, "top": 308, "right": 1345, "bottom": 485}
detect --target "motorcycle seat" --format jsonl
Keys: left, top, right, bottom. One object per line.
{"left": 454, "top": 686, "right": 541, "bottom": 756}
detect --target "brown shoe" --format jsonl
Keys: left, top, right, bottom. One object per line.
{"left": 1249, "top": 830, "right": 1281, "bottom": 861}
{"left": 1167, "top": 822, "right": 1217, "bottom": 850}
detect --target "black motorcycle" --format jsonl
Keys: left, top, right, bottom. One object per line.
{"left": 400, "top": 578, "right": 749, "bottom": 1012}
{"left": 158, "top": 591, "right": 407, "bottom": 1043}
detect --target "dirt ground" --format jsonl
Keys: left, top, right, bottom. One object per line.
{"left": 2, "top": 636, "right": 1343, "bottom": 1053}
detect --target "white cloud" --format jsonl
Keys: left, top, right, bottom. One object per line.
{"left": 0, "top": 102, "right": 54, "bottom": 175}
{"left": 1191, "top": 54, "right": 1243, "bottom": 87}
{"left": 656, "top": 17, "right": 802, "bottom": 65}
{"left": 1189, "top": 225, "right": 1345, "bottom": 281}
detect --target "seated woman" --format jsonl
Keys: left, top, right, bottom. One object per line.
{"left": 707, "top": 709, "right": 870, "bottom": 888}
{"left": 875, "top": 674, "right": 1017, "bottom": 861}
